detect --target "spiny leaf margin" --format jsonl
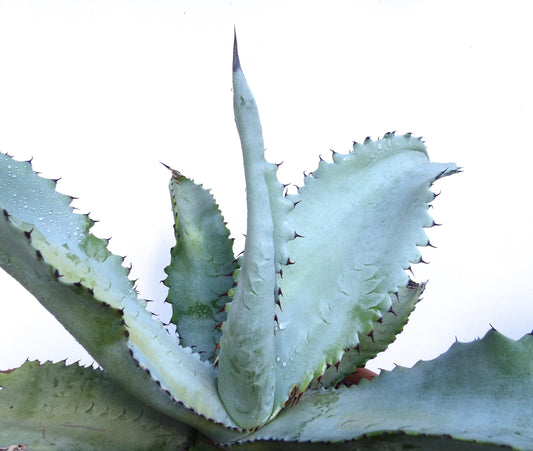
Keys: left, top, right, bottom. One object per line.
{"left": 317, "top": 280, "right": 425, "bottom": 388}
{"left": 272, "top": 133, "right": 460, "bottom": 412}
{"left": 0, "top": 154, "right": 243, "bottom": 440}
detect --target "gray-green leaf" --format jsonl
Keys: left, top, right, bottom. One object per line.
{"left": 248, "top": 329, "right": 533, "bottom": 450}
{"left": 0, "top": 361, "right": 192, "bottom": 451}
{"left": 164, "top": 166, "right": 236, "bottom": 360}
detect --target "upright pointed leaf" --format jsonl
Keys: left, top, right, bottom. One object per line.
{"left": 217, "top": 38, "right": 280, "bottom": 430}
{"left": 164, "top": 166, "right": 236, "bottom": 360}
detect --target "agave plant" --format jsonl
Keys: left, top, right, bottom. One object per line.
{"left": 0, "top": 38, "right": 531, "bottom": 451}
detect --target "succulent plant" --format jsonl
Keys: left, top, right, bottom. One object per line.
{"left": 0, "top": 37, "right": 531, "bottom": 451}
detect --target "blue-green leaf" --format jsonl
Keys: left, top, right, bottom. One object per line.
{"left": 217, "top": 38, "right": 281, "bottom": 430}
{"left": 273, "top": 134, "right": 459, "bottom": 411}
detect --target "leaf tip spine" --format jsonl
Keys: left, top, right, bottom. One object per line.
{"left": 161, "top": 161, "right": 186, "bottom": 181}
{"left": 233, "top": 29, "right": 241, "bottom": 73}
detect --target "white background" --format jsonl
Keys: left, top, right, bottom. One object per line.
{"left": 0, "top": 0, "right": 531, "bottom": 372}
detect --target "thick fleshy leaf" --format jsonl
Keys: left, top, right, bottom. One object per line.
{"left": 0, "top": 154, "right": 242, "bottom": 440}
{"left": 273, "top": 133, "right": 459, "bottom": 411}
{"left": 246, "top": 330, "right": 533, "bottom": 450}
{"left": 217, "top": 37, "right": 293, "bottom": 429}
{"left": 0, "top": 361, "right": 192, "bottom": 450}
{"left": 163, "top": 166, "right": 236, "bottom": 360}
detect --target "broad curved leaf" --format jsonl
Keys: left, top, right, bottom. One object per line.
{"left": 273, "top": 133, "right": 459, "bottom": 411}
{"left": 247, "top": 330, "right": 533, "bottom": 450}
{"left": 0, "top": 361, "right": 192, "bottom": 451}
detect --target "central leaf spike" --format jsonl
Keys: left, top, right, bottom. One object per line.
{"left": 217, "top": 34, "right": 278, "bottom": 429}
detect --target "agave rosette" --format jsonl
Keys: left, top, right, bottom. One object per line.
{"left": 0, "top": 38, "right": 531, "bottom": 451}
